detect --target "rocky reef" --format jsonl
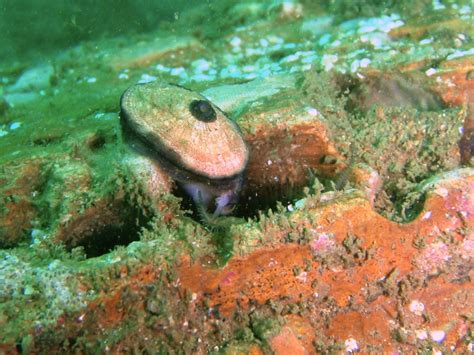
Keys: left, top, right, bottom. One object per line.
{"left": 0, "top": 0, "right": 473, "bottom": 353}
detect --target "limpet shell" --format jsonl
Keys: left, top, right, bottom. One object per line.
{"left": 120, "top": 82, "right": 249, "bottom": 179}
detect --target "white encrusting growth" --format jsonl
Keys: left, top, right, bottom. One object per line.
{"left": 430, "top": 330, "right": 446, "bottom": 343}
{"left": 409, "top": 300, "right": 425, "bottom": 315}
{"left": 344, "top": 338, "right": 359, "bottom": 352}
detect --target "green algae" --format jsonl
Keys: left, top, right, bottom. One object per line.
{"left": 250, "top": 313, "right": 282, "bottom": 343}
{"left": 0, "top": 78, "right": 127, "bottom": 165}
{"left": 301, "top": 69, "right": 464, "bottom": 221}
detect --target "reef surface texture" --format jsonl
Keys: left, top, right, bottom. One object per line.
{"left": 0, "top": 0, "right": 473, "bottom": 353}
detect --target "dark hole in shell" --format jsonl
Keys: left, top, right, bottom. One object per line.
{"left": 189, "top": 99, "right": 217, "bottom": 122}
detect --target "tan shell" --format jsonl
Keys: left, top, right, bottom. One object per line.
{"left": 120, "top": 82, "right": 249, "bottom": 179}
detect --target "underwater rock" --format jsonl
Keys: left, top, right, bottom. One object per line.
{"left": 1, "top": 168, "right": 471, "bottom": 353}
{"left": 228, "top": 2, "right": 266, "bottom": 23}
{"left": 313, "top": 68, "right": 465, "bottom": 219}
{"left": 177, "top": 168, "right": 473, "bottom": 352}
{"left": 240, "top": 104, "right": 343, "bottom": 211}
{"left": 267, "top": 0, "right": 303, "bottom": 20}
{"left": 4, "top": 64, "right": 54, "bottom": 107}
{"left": 300, "top": 16, "right": 333, "bottom": 37}
{"left": 389, "top": 17, "right": 469, "bottom": 41}
{"left": 432, "top": 57, "right": 474, "bottom": 107}
{"left": 7, "top": 64, "right": 54, "bottom": 93}
{"left": 345, "top": 70, "right": 444, "bottom": 113}
{"left": 459, "top": 102, "right": 473, "bottom": 165}
{"left": 349, "top": 163, "right": 382, "bottom": 206}
{"left": 122, "top": 154, "right": 173, "bottom": 198}
{"left": 269, "top": 315, "right": 314, "bottom": 354}
{"left": 3, "top": 92, "right": 40, "bottom": 107}
{"left": 47, "top": 161, "right": 137, "bottom": 254}
{"left": 108, "top": 35, "right": 201, "bottom": 70}
{"left": 0, "top": 159, "right": 45, "bottom": 247}
{"left": 0, "top": 153, "right": 146, "bottom": 252}
{"left": 202, "top": 74, "right": 297, "bottom": 115}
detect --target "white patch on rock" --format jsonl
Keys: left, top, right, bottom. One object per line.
{"left": 344, "top": 338, "right": 359, "bottom": 352}
{"left": 415, "top": 329, "right": 428, "bottom": 340}
{"left": 8, "top": 64, "right": 54, "bottom": 93}
{"left": 430, "top": 330, "right": 446, "bottom": 343}
{"left": 409, "top": 300, "right": 425, "bottom": 315}
{"left": 422, "top": 211, "right": 432, "bottom": 220}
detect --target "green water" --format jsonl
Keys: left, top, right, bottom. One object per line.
{"left": 0, "top": 0, "right": 203, "bottom": 60}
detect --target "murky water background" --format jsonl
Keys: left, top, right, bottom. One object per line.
{"left": 0, "top": 0, "right": 202, "bottom": 59}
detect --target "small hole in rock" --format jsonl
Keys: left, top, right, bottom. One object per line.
{"left": 86, "top": 132, "right": 107, "bottom": 150}
{"left": 75, "top": 225, "right": 141, "bottom": 258}
{"left": 63, "top": 202, "right": 147, "bottom": 258}
{"left": 319, "top": 155, "right": 338, "bottom": 165}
